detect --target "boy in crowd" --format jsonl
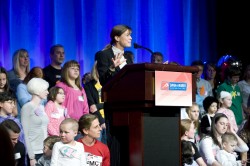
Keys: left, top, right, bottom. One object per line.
{"left": 0, "top": 92, "right": 25, "bottom": 145}
{"left": 0, "top": 119, "right": 26, "bottom": 166}
{"left": 216, "top": 133, "right": 242, "bottom": 165}
{"left": 36, "top": 135, "right": 61, "bottom": 166}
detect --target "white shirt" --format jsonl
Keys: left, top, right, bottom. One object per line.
{"left": 50, "top": 141, "right": 86, "bottom": 166}
{"left": 215, "top": 150, "right": 241, "bottom": 166}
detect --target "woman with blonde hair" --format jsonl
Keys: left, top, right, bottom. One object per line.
{"left": 181, "top": 119, "right": 206, "bottom": 166}
{"left": 7, "top": 49, "right": 30, "bottom": 93}
{"left": 16, "top": 67, "right": 44, "bottom": 118}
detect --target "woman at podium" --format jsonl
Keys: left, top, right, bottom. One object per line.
{"left": 96, "top": 24, "right": 133, "bottom": 86}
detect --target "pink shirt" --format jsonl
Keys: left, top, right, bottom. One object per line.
{"left": 45, "top": 100, "right": 68, "bottom": 136}
{"left": 56, "top": 82, "right": 89, "bottom": 120}
{"left": 217, "top": 107, "right": 238, "bottom": 132}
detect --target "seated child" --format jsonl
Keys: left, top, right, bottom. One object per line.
{"left": 50, "top": 118, "right": 86, "bottom": 166}
{"left": 215, "top": 133, "right": 242, "bottom": 166}
{"left": 0, "top": 119, "right": 26, "bottom": 166}
{"left": 200, "top": 96, "right": 218, "bottom": 135}
{"left": 181, "top": 140, "right": 195, "bottom": 166}
{"left": 36, "top": 135, "right": 61, "bottom": 166}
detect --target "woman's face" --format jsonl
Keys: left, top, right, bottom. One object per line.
{"left": 84, "top": 119, "right": 102, "bottom": 139}
{"left": 115, "top": 29, "right": 132, "bottom": 49}
{"left": 19, "top": 52, "right": 29, "bottom": 67}
{"left": 186, "top": 122, "right": 195, "bottom": 139}
{"left": 215, "top": 117, "right": 228, "bottom": 135}
{"left": 206, "top": 65, "right": 216, "bottom": 80}
{"left": 0, "top": 73, "right": 7, "bottom": 90}
{"left": 188, "top": 105, "right": 199, "bottom": 121}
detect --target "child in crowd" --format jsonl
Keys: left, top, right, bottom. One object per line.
{"left": 0, "top": 92, "right": 25, "bottom": 146}
{"left": 0, "top": 67, "right": 13, "bottom": 93}
{"left": 181, "top": 103, "right": 200, "bottom": 146}
{"left": 217, "top": 66, "right": 244, "bottom": 126}
{"left": 200, "top": 96, "right": 219, "bottom": 135}
{"left": 180, "top": 119, "right": 206, "bottom": 165}
{"left": 45, "top": 87, "right": 68, "bottom": 136}
{"left": 215, "top": 133, "right": 242, "bottom": 166}
{"left": 181, "top": 140, "right": 195, "bottom": 166}
{"left": 217, "top": 91, "right": 238, "bottom": 132}
{"left": 78, "top": 114, "right": 110, "bottom": 166}
{"left": 0, "top": 119, "right": 26, "bottom": 166}
{"left": 0, "top": 67, "right": 18, "bottom": 117}
{"left": 56, "top": 60, "right": 89, "bottom": 120}
{"left": 50, "top": 118, "right": 86, "bottom": 166}
{"left": 36, "top": 135, "right": 61, "bottom": 166}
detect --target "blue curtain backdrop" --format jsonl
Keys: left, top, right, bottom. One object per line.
{"left": 0, "top": 0, "right": 217, "bottom": 75}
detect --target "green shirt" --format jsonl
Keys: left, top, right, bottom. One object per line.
{"left": 217, "top": 80, "right": 243, "bottom": 125}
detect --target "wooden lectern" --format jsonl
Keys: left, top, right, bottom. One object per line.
{"left": 102, "top": 63, "right": 198, "bottom": 166}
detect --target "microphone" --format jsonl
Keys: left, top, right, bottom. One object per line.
{"left": 133, "top": 43, "right": 153, "bottom": 54}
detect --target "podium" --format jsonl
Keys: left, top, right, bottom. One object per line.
{"left": 102, "top": 63, "right": 198, "bottom": 166}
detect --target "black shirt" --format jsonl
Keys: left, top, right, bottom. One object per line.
{"left": 43, "top": 65, "right": 62, "bottom": 89}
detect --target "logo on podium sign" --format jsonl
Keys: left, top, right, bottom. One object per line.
{"left": 155, "top": 71, "right": 192, "bottom": 106}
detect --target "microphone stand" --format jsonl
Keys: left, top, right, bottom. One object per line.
{"left": 134, "top": 43, "right": 153, "bottom": 54}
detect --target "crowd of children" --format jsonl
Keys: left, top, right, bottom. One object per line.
{"left": 181, "top": 61, "right": 250, "bottom": 166}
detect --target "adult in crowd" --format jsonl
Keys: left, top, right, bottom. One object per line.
{"left": 191, "top": 60, "right": 213, "bottom": 115}
{"left": 199, "top": 113, "right": 248, "bottom": 166}
{"left": 7, "top": 49, "right": 30, "bottom": 93}
{"left": 238, "top": 64, "right": 250, "bottom": 115}
{"left": 43, "top": 44, "right": 65, "bottom": 90}
{"left": 96, "top": 24, "right": 133, "bottom": 86}
{"left": 151, "top": 52, "right": 164, "bottom": 64}
{"left": 238, "top": 114, "right": 250, "bottom": 166}
{"left": 0, "top": 124, "right": 15, "bottom": 166}
{"left": 1, "top": 119, "right": 26, "bottom": 166}
{"left": 181, "top": 119, "right": 206, "bottom": 166}
{"left": 16, "top": 67, "right": 45, "bottom": 119}
{"left": 21, "top": 78, "right": 49, "bottom": 166}
{"left": 78, "top": 114, "right": 110, "bottom": 166}
{"left": 84, "top": 60, "right": 106, "bottom": 144}
{"left": 204, "top": 62, "right": 218, "bottom": 97}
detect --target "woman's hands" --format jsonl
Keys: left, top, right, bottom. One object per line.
{"left": 111, "top": 53, "right": 127, "bottom": 69}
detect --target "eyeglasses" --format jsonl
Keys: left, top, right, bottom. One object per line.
{"left": 4, "top": 100, "right": 15, "bottom": 105}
